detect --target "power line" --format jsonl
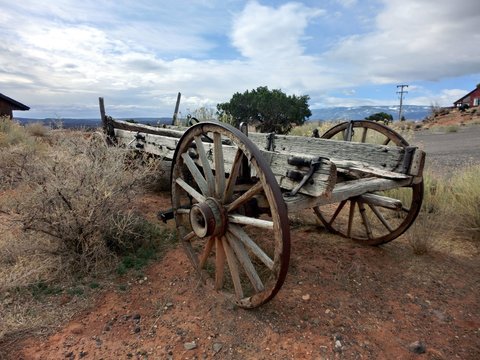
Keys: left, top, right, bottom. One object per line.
{"left": 396, "top": 84, "right": 408, "bottom": 121}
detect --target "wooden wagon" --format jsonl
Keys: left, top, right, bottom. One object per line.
{"left": 105, "top": 117, "right": 425, "bottom": 309}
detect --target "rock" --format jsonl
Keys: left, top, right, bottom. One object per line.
{"left": 213, "top": 342, "right": 223, "bottom": 353}
{"left": 334, "top": 340, "right": 342, "bottom": 352}
{"left": 408, "top": 340, "right": 426, "bottom": 354}
{"left": 302, "top": 294, "right": 310, "bottom": 301}
{"left": 184, "top": 341, "right": 197, "bottom": 350}
{"left": 69, "top": 323, "right": 84, "bottom": 335}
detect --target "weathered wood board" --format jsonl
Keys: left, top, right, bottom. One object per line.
{"left": 113, "top": 127, "right": 337, "bottom": 197}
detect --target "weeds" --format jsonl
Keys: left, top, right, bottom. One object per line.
{"left": 0, "top": 120, "right": 174, "bottom": 292}
{"left": 448, "top": 166, "right": 480, "bottom": 240}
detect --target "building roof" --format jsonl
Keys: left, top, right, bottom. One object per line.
{"left": 453, "top": 87, "right": 479, "bottom": 104}
{"left": 0, "top": 93, "right": 30, "bottom": 110}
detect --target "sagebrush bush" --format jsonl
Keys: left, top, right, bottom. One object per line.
{"left": 26, "top": 121, "right": 50, "bottom": 137}
{"left": 11, "top": 135, "right": 161, "bottom": 272}
{"left": 1, "top": 121, "right": 171, "bottom": 282}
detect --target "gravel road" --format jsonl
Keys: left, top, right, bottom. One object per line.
{"left": 412, "top": 124, "right": 480, "bottom": 175}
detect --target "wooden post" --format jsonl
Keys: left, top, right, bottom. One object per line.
{"left": 99, "top": 97, "right": 106, "bottom": 131}
{"left": 172, "top": 92, "right": 181, "bottom": 125}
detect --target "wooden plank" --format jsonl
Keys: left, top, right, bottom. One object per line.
{"left": 334, "top": 160, "right": 410, "bottom": 179}
{"left": 284, "top": 177, "right": 413, "bottom": 212}
{"left": 248, "top": 132, "right": 405, "bottom": 172}
{"left": 112, "top": 118, "right": 186, "bottom": 138}
{"left": 116, "top": 128, "right": 336, "bottom": 197}
{"left": 114, "top": 128, "right": 178, "bottom": 159}
{"left": 409, "top": 149, "right": 425, "bottom": 176}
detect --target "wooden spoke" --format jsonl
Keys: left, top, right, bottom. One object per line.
{"left": 213, "top": 133, "right": 225, "bottom": 198}
{"left": 215, "top": 237, "right": 226, "bottom": 290}
{"left": 361, "top": 127, "right": 368, "bottom": 143}
{"left": 194, "top": 136, "right": 215, "bottom": 196}
{"left": 314, "top": 200, "right": 347, "bottom": 228}
{"left": 181, "top": 153, "right": 209, "bottom": 196}
{"left": 176, "top": 208, "right": 190, "bottom": 215}
{"left": 226, "top": 233, "right": 264, "bottom": 293}
{"left": 228, "top": 214, "right": 274, "bottom": 229}
{"left": 223, "top": 148, "right": 243, "bottom": 203}
{"left": 358, "top": 202, "right": 373, "bottom": 239}
{"left": 225, "top": 181, "right": 263, "bottom": 213}
{"left": 383, "top": 137, "right": 391, "bottom": 145}
{"left": 222, "top": 236, "right": 244, "bottom": 299}
{"left": 199, "top": 236, "right": 215, "bottom": 268}
{"left": 175, "top": 178, "right": 206, "bottom": 202}
{"left": 183, "top": 231, "right": 196, "bottom": 242}
{"left": 347, "top": 200, "right": 356, "bottom": 238}
{"left": 367, "top": 203, "right": 394, "bottom": 232}
{"left": 228, "top": 224, "right": 274, "bottom": 270}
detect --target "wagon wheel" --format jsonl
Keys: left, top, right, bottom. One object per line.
{"left": 171, "top": 122, "right": 290, "bottom": 308}
{"left": 315, "top": 120, "right": 423, "bottom": 245}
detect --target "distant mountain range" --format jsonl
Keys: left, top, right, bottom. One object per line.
{"left": 310, "top": 105, "right": 431, "bottom": 121}
{"left": 15, "top": 105, "right": 431, "bottom": 128}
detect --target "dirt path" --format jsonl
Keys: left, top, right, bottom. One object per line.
{"left": 8, "top": 201, "right": 480, "bottom": 359}
{"left": 413, "top": 124, "right": 480, "bottom": 174}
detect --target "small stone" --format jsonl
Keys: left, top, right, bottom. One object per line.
{"left": 165, "top": 302, "right": 174, "bottom": 308}
{"left": 408, "top": 340, "right": 426, "bottom": 354}
{"left": 213, "top": 342, "right": 223, "bottom": 353}
{"left": 334, "top": 340, "right": 342, "bottom": 352}
{"left": 69, "top": 323, "right": 84, "bottom": 335}
{"left": 302, "top": 294, "right": 310, "bottom": 301}
{"left": 184, "top": 341, "right": 197, "bottom": 350}
{"left": 325, "top": 309, "right": 331, "bottom": 314}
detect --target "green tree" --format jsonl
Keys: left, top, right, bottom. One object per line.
{"left": 365, "top": 112, "right": 393, "bottom": 125}
{"left": 217, "top": 86, "right": 311, "bottom": 134}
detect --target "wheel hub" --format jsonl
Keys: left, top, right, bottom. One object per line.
{"left": 189, "top": 198, "right": 227, "bottom": 238}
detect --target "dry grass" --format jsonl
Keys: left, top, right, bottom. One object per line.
{"left": 0, "top": 118, "right": 171, "bottom": 290}
{"left": 288, "top": 120, "right": 339, "bottom": 137}
{"left": 0, "top": 116, "right": 176, "bottom": 344}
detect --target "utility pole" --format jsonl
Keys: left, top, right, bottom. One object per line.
{"left": 396, "top": 85, "right": 408, "bottom": 121}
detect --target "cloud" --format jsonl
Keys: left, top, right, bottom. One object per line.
{"left": 326, "top": 0, "right": 480, "bottom": 83}
{"left": 231, "top": 1, "right": 325, "bottom": 60}
{"left": 0, "top": 0, "right": 478, "bottom": 118}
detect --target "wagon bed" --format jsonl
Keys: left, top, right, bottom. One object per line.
{"left": 105, "top": 117, "right": 425, "bottom": 308}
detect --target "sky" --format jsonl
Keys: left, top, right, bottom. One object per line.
{"left": 1, "top": 0, "right": 479, "bottom": 119}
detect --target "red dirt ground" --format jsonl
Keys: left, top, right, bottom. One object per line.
{"left": 6, "top": 190, "right": 479, "bottom": 360}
